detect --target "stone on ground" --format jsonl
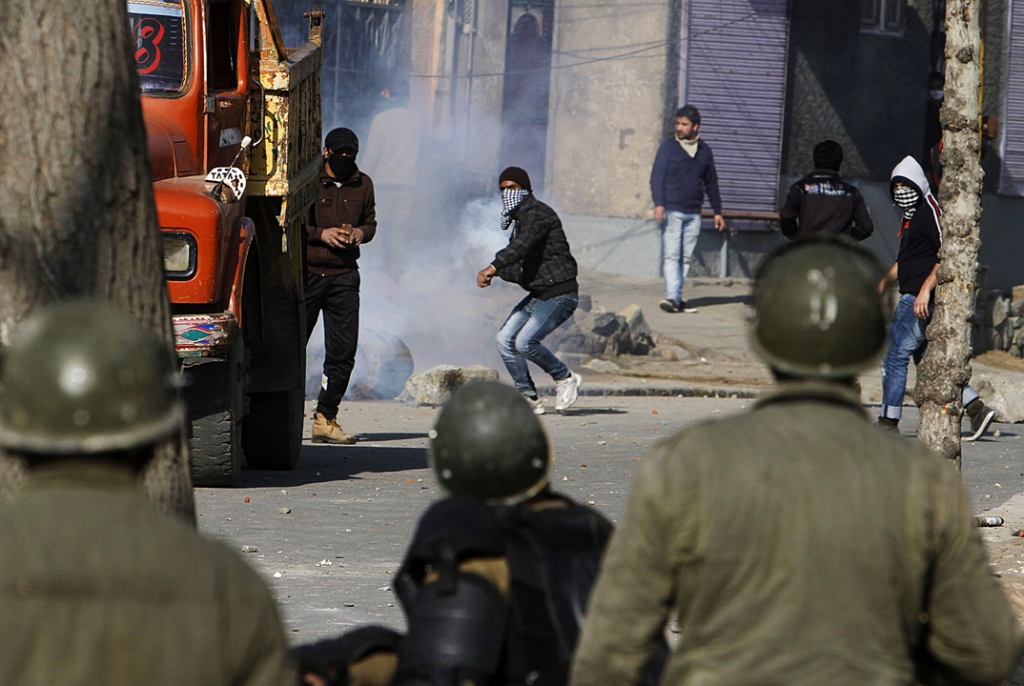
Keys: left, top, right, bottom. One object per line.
{"left": 974, "top": 372, "right": 1024, "bottom": 423}
{"left": 397, "top": 365, "right": 500, "bottom": 406}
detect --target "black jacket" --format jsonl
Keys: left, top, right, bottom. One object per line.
{"left": 491, "top": 194, "right": 578, "bottom": 296}
{"left": 779, "top": 170, "right": 873, "bottom": 241}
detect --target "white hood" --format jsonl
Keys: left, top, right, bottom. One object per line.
{"left": 889, "top": 155, "right": 941, "bottom": 236}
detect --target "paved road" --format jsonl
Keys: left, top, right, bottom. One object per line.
{"left": 195, "top": 396, "right": 1023, "bottom": 645}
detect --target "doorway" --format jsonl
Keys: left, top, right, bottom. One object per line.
{"left": 500, "top": 1, "right": 554, "bottom": 191}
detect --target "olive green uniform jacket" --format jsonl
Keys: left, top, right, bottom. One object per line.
{"left": 0, "top": 462, "right": 296, "bottom": 686}
{"left": 571, "top": 381, "right": 1022, "bottom": 686}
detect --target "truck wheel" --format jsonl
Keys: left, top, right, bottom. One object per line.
{"left": 185, "top": 339, "right": 244, "bottom": 487}
{"left": 242, "top": 389, "right": 303, "bottom": 470}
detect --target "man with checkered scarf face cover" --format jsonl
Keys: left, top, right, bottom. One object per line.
{"left": 875, "top": 156, "right": 995, "bottom": 440}
{"left": 476, "top": 167, "right": 583, "bottom": 415}
{"left": 501, "top": 187, "right": 530, "bottom": 232}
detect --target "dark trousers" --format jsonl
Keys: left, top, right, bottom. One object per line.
{"left": 306, "top": 270, "right": 360, "bottom": 419}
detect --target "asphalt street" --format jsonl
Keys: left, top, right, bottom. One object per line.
{"left": 195, "top": 396, "right": 1024, "bottom": 645}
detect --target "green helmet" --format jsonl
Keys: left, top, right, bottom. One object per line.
{"left": 0, "top": 300, "right": 185, "bottom": 455}
{"left": 429, "top": 381, "right": 550, "bottom": 503}
{"left": 750, "top": 237, "right": 887, "bottom": 379}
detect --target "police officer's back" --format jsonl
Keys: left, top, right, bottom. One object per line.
{"left": 0, "top": 302, "right": 295, "bottom": 686}
{"left": 394, "top": 381, "right": 614, "bottom": 686}
{"left": 779, "top": 140, "right": 873, "bottom": 241}
{"left": 571, "top": 240, "right": 1022, "bottom": 686}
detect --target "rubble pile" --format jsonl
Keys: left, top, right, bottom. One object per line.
{"left": 552, "top": 301, "right": 655, "bottom": 358}
{"left": 398, "top": 364, "right": 500, "bottom": 406}
{"left": 974, "top": 285, "right": 1024, "bottom": 357}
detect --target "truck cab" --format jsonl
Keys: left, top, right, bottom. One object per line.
{"left": 130, "top": 0, "right": 323, "bottom": 485}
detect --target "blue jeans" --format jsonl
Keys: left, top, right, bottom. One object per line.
{"left": 496, "top": 293, "right": 578, "bottom": 397}
{"left": 662, "top": 211, "right": 702, "bottom": 302}
{"left": 880, "top": 293, "right": 979, "bottom": 420}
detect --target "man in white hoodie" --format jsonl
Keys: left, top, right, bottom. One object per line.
{"left": 876, "top": 156, "right": 995, "bottom": 440}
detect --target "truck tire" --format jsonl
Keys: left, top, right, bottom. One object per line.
{"left": 242, "top": 389, "right": 303, "bottom": 470}
{"left": 185, "top": 340, "right": 244, "bottom": 487}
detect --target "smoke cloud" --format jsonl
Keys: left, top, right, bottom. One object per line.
{"left": 306, "top": 193, "right": 523, "bottom": 399}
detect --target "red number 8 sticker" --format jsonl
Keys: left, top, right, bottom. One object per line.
{"left": 134, "top": 18, "right": 165, "bottom": 74}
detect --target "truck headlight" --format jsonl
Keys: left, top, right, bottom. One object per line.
{"left": 162, "top": 232, "right": 196, "bottom": 279}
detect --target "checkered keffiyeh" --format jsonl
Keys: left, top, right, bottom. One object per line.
{"left": 501, "top": 189, "right": 530, "bottom": 231}
{"left": 893, "top": 186, "right": 920, "bottom": 219}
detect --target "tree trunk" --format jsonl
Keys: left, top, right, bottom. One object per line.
{"left": 914, "top": 0, "right": 984, "bottom": 469}
{"left": 0, "top": 0, "right": 195, "bottom": 522}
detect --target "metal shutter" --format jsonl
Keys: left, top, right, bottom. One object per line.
{"left": 1001, "top": 0, "right": 1024, "bottom": 196}
{"left": 683, "top": 0, "right": 790, "bottom": 213}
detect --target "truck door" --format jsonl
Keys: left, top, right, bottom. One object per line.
{"left": 205, "top": 0, "right": 249, "bottom": 171}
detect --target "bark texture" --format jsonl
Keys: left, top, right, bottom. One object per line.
{"left": 0, "top": 0, "right": 195, "bottom": 522}
{"left": 914, "top": 0, "right": 984, "bottom": 469}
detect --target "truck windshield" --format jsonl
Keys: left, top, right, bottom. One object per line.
{"left": 128, "top": 0, "right": 188, "bottom": 93}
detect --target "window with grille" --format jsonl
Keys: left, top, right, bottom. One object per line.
{"left": 862, "top": 0, "right": 905, "bottom": 33}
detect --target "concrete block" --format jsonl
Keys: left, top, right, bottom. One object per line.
{"left": 1012, "top": 285, "right": 1024, "bottom": 303}
{"left": 993, "top": 297, "right": 1010, "bottom": 328}
{"left": 974, "top": 373, "right": 1024, "bottom": 423}
{"left": 1012, "top": 300, "right": 1024, "bottom": 317}
{"left": 397, "top": 365, "right": 499, "bottom": 406}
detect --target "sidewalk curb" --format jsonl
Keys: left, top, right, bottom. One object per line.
{"left": 536, "top": 382, "right": 759, "bottom": 399}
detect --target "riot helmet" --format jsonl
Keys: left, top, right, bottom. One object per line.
{"left": 750, "top": 237, "right": 887, "bottom": 379}
{"left": 429, "top": 381, "right": 550, "bottom": 503}
{"left": 0, "top": 300, "right": 185, "bottom": 455}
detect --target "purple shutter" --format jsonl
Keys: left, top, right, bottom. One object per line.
{"left": 682, "top": 0, "right": 790, "bottom": 214}
{"left": 1000, "top": 0, "right": 1024, "bottom": 196}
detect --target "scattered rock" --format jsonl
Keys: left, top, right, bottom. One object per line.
{"left": 343, "top": 603, "right": 355, "bottom": 607}
{"left": 273, "top": 572, "right": 283, "bottom": 578}
{"left": 554, "top": 304, "right": 656, "bottom": 357}
{"left": 583, "top": 359, "right": 621, "bottom": 373}
{"left": 398, "top": 365, "right": 500, "bottom": 406}
{"left": 578, "top": 294, "right": 593, "bottom": 312}
{"left": 620, "top": 304, "right": 655, "bottom": 354}
{"left": 974, "top": 373, "right": 1024, "bottom": 423}
{"left": 315, "top": 559, "right": 332, "bottom": 567}
{"left": 279, "top": 507, "right": 292, "bottom": 515}
{"left": 241, "top": 545, "right": 258, "bottom": 553}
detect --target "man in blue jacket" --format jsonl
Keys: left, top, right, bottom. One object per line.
{"left": 650, "top": 105, "right": 725, "bottom": 313}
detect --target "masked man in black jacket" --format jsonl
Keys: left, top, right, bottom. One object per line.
{"left": 477, "top": 167, "right": 582, "bottom": 415}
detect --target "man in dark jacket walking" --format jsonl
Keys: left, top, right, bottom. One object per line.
{"left": 306, "top": 127, "right": 377, "bottom": 444}
{"left": 477, "top": 167, "right": 582, "bottom": 414}
{"left": 650, "top": 105, "right": 724, "bottom": 314}
{"left": 779, "top": 140, "right": 873, "bottom": 241}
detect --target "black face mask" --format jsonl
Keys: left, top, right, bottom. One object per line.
{"left": 329, "top": 153, "right": 357, "bottom": 180}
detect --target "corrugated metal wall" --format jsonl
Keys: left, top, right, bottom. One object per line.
{"left": 1000, "top": 0, "right": 1024, "bottom": 196}
{"left": 683, "top": 0, "right": 790, "bottom": 214}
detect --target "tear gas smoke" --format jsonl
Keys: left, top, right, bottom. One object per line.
{"left": 306, "top": 195, "right": 524, "bottom": 399}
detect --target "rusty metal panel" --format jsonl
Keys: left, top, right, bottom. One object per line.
{"left": 1000, "top": 0, "right": 1024, "bottom": 196}
{"left": 683, "top": 0, "right": 790, "bottom": 214}
{"left": 247, "top": 0, "right": 323, "bottom": 229}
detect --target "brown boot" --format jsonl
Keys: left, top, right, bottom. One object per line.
{"left": 312, "top": 412, "right": 356, "bottom": 445}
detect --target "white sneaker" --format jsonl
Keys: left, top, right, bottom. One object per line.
{"left": 554, "top": 372, "right": 582, "bottom": 412}
{"left": 525, "top": 396, "right": 546, "bottom": 415}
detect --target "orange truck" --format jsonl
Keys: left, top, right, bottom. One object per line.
{"left": 130, "top": 0, "right": 324, "bottom": 485}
